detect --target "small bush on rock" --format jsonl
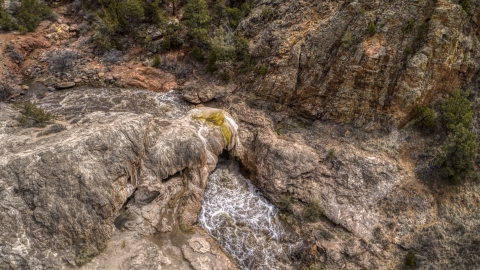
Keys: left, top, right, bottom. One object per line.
{"left": 414, "top": 106, "right": 435, "bottom": 130}
{"left": 191, "top": 45, "right": 205, "bottom": 62}
{"left": 342, "top": 31, "right": 353, "bottom": 48}
{"left": 326, "top": 149, "right": 335, "bottom": 161}
{"left": 368, "top": 21, "right": 376, "bottom": 36}
{"left": 153, "top": 55, "right": 161, "bottom": 68}
{"left": 210, "top": 26, "right": 236, "bottom": 62}
{"left": 261, "top": 5, "right": 273, "bottom": 19}
{"left": 461, "top": 0, "right": 470, "bottom": 12}
{"left": 303, "top": 200, "right": 323, "bottom": 222}
{"left": 236, "top": 33, "right": 250, "bottom": 61}
{"left": 226, "top": 7, "right": 242, "bottom": 27}
{"left": 221, "top": 71, "right": 230, "bottom": 81}
{"left": 75, "top": 242, "right": 107, "bottom": 267}
{"left": 208, "top": 50, "right": 218, "bottom": 73}
{"left": 103, "top": 49, "right": 123, "bottom": 65}
{"left": 258, "top": 64, "right": 267, "bottom": 76}
{"left": 405, "top": 251, "right": 416, "bottom": 268}
{"left": 404, "top": 20, "right": 415, "bottom": 34}
{"left": 5, "top": 45, "right": 24, "bottom": 63}
{"left": 279, "top": 192, "right": 293, "bottom": 212}
{"left": 18, "top": 101, "right": 52, "bottom": 127}
{"left": 48, "top": 49, "right": 77, "bottom": 74}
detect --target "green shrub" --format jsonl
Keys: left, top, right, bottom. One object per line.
{"left": 17, "top": 0, "right": 52, "bottom": 32}
{"left": 415, "top": 22, "right": 429, "bottom": 44}
{"left": 308, "top": 263, "right": 325, "bottom": 270}
{"left": 18, "top": 101, "right": 52, "bottom": 127}
{"left": 226, "top": 7, "right": 242, "bottom": 27}
{"left": 440, "top": 90, "right": 473, "bottom": 129}
{"left": 279, "top": 192, "right": 293, "bottom": 212}
{"left": 162, "top": 21, "right": 182, "bottom": 51}
{"left": 75, "top": 242, "right": 107, "bottom": 267}
{"left": 414, "top": 106, "right": 435, "bottom": 130}
{"left": 461, "top": 0, "right": 470, "bottom": 12}
{"left": 191, "top": 45, "right": 205, "bottom": 62}
{"left": 221, "top": 72, "right": 230, "bottom": 81}
{"left": 261, "top": 5, "right": 273, "bottom": 19}
{"left": 341, "top": 31, "right": 353, "bottom": 48}
{"left": 405, "top": 251, "right": 416, "bottom": 268}
{"left": 208, "top": 50, "right": 218, "bottom": 73}
{"left": 212, "top": 0, "right": 227, "bottom": 24}
{"left": 124, "top": 0, "right": 145, "bottom": 27}
{"left": 240, "top": 0, "right": 254, "bottom": 16}
{"left": 303, "top": 200, "right": 323, "bottom": 222}
{"left": 183, "top": 0, "right": 211, "bottom": 46}
{"left": 258, "top": 64, "right": 267, "bottom": 75}
{"left": 153, "top": 55, "right": 161, "bottom": 68}
{"left": 236, "top": 33, "right": 250, "bottom": 60}
{"left": 437, "top": 124, "right": 477, "bottom": 184}
{"left": 404, "top": 20, "right": 415, "bottom": 34}
{"left": 367, "top": 21, "right": 376, "bottom": 36}
{"left": 89, "top": 0, "right": 152, "bottom": 51}
{"left": 144, "top": 0, "right": 166, "bottom": 24}
{"left": 210, "top": 26, "right": 236, "bottom": 62}
{"left": 326, "top": 149, "right": 335, "bottom": 161}
{"left": 0, "top": 5, "right": 17, "bottom": 31}
{"left": 437, "top": 90, "right": 477, "bottom": 184}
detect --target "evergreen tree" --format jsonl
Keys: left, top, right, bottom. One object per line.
{"left": 440, "top": 90, "right": 474, "bottom": 129}
{"left": 0, "top": 5, "right": 16, "bottom": 31}
{"left": 438, "top": 124, "right": 477, "bottom": 184}
{"left": 17, "top": 0, "right": 51, "bottom": 32}
{"left": 183, "top": 0, "right": 211, "bottom": 45}
{"left": 437, "top": 90, "right": 478, "bottom": 184}
{"left": 213, "top": 0, "right": 226, "bottom": 25}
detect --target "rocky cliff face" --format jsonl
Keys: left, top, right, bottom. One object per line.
{"left": 212, "top": 97, "right": 480, "bottom": 269}
{"left": 238, "top": 0, "right": 480, "bottom": 128}
{"left": 0, "top": 88, "right": 240, "bottom": 269}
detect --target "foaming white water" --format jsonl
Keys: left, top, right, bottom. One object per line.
{"left": 199, "top": 161, "right": 296, "bottom": 270}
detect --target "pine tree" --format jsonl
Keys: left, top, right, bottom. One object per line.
{"left": 183, "top": 0, "right": 211, "bottom": 45}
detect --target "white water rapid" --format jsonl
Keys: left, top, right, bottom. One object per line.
{"left": 199, "top": 160, "right": 299, "bottom": 270}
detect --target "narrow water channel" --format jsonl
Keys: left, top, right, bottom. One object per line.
{"left": 199, "top": 160, "right": 299, "bottom": 270}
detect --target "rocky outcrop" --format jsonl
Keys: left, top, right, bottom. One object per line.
{"left": 220, "top": 99, "right": 479, "bottom": 269}
{"left": 237, "top": 0, "right": 480, "bottom": 128}
{"left": 0, "top": 88, "right": 240, "bottom": 269}
{"left": 181, "top": 81, "right": 228, "bottom": 104}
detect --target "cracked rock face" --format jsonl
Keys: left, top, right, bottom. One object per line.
{"left": 238, "top": 0, "right": 480, "bottom": 127}
{"left": 218, "top": 98, "right": 480, "bottom": 269}
{"left": 0, "top": 88, "right": 240, "bottom": 269}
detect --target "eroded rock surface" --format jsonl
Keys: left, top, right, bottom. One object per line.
{"left": 0, "top": 88, "right": 240, "bottom": 269}
{"left": 238, "top": 0, "right": 480, "bottom": 127}
{"left": 220, "top": 99, "right": 480, "bottom": 269}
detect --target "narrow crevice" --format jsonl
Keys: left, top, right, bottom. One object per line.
{"left": 121, "top": 188, "right": 137, "bottom": 210}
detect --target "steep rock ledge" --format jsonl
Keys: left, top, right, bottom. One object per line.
{"left": 0, "top": 88, "right": 240, "bottom": 269}
{"left": 219, "top": 98, "right": 479, "bottom": 269}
